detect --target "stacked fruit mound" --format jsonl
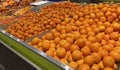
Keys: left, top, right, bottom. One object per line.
{"left": 0, "top": 0, "right": 35, "bottom": 15}
{"left": 6, "top": 2, "right": 81, "bottom": 40}
{"left": 28, "top": 2, "right": 120, "bottom": 70}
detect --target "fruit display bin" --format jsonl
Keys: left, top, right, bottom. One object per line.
{"left": 0, "top": 1, "right": 54, "bottom": 26}
{"left": 0, "top": 29, "right": 73, "bottom": 70}
{"left": 1, "top": 1, "right": 120, "bottom": 70}
{"left": 0, "top": 1, "right": 73, "bottom": 70}
{"left": 0, "top": 6, "right": 34, "bottom": 25}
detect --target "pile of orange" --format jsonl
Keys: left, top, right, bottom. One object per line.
{"left": 29, "top": 2, "right": 120, "bottom": 70}
{"left": 6, "top": 2, "right": 81, "bottom": 40}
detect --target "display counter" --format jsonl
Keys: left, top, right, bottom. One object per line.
{"left": 0, "top": 32, "right": 65, "bottom": 70}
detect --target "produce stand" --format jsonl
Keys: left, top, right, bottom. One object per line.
{"left": 0, "top": 30, "right": 65, "bottom": 70}
{"left": 0, "top": 1, "right": 73, "bottom": 70}
{"left": 1, "top": 0, "right": 120, "bottom": 70}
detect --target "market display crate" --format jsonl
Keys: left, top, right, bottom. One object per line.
{"left": 1, "top": 1, "right": 120, "bottom": 70}
{"left": 0, "top": 1, "right": 73, "bottom": 70}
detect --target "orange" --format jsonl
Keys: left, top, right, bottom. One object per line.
{"left": 113, "top": 63, "right": 118, "bottom": 70}
{"left": 59, "top": 40, "right": 67, "bottom": 47}
{"left": 41, "top": 42, "right": 50, "bottom": 51}
{"left": 90, "top": 12, "right": 96, "bottom": 19}
{"left": 104, "top": 67, "right": 114, "bottom": 70}
{"left": 31, "top": 37, "right": 40, "bottom": 45}
{"left": 104, "top": 34, "right": 110, "bottom": 41}
{"left": 54, "top": 37, "right": 60, "bottom": 45}
{"left": 65, "top": 25, "right": 72, "bottom": 33}
{"left": 45, "top": 33, "right": 53, "bottom": 40}
{"left": 73, "top": 14, "right": 78, "bottom": 20}
{"left": 75, "top": 39, "right": 86, "bottom": 48}
{"left": 90, "top": 42, "right": 101, "bottom": 52}
{"left": 38, "top": 42, "right": 42, "bottom": 48}
{"left": 68, "top": 56, "right": 73, "bottom": 62}
{"left": 28, "top": 42, "right": 32, "bottom": 45}
{"left": 53, "top": 55, "right": 60, "bottom": 61}
{"left": 38, "top": 47, "right": 43, "bottom": 51}
{"left": 112, "top": 22, "right": 120, "bottom": 31}
{"left": 60, "top": 58, "right": 68, "bottom": 65}
{"left": 81, "top": 46, "right": 91, "bottom": 56}
{"left": 66, "top": 37, "right": 73, "bottom": 44}
{"left": 70, "top": 44, "right": 79, "bottom": 53}
{"left": 91, "top": 53, "right": 101, "bottom": 64}
{"left": 110, "top": 32, "right": 119, "bottom": 41}
{"left": 62, "top": 42, "right": 71, "bottom": 51}
{"left": 46, "top": 50, "right": 53, "bottom": 57}
{"left": 93, "top": 28, "right": 100, "bottom": 34}
{"left": 72, "top": 50, "right": 83, "bottom": 61}
{"left": 66, "top": 51, "right": 71, "bottom": 57}
{"left": 100, "top": 16, "right": 106, "bottom": 22}
{"left": 80, "top": 29, "right": 87, "bottom": 35}
{"left": 113, "top": 46, "right": 120, "bottom": 53}
{"left": 69, "top": 61, "right": 78, "bottom": 69}
{"left": 60, "top": 33, "right": 66, "bottom": 39}
{"left": 101, "top": 40, "right": 107, "bottom": 45}
{"left": 88, "top": 36, "right": 97, "bottom": 43}
{"left": 108, "top": 40, "right": 115, "bottom": 45}
{"left": 98, "top": 61, "right": 104, "bottom": 70}
{"left": 109, "top": 50, "right": 120, "bottom": 62}
{"left": 85, "top": 41, "right": 92, "bottom": 46}
{"left": 56, "top": 24, "right": 61, "bottom": 32}
{"left": 84, "top": 55, "right": 94, "bottom": 66}
{"left": 51, "top": 29, "right": 57, "bottom": 35}
{"left": 114, "top": 41, "right": 120, "bottom": 46}
{"left": 95, "top": 33, "right": 104, "bottom": 43}
{"left": 103, "top": 56, "right": 115, "bottom": 68}
{"left": 91, "top": 64, "right": 99, "bottom": 70}
{"left": 49, "top": 47, "right": 56, "bottom": 52}
{"left": 33, "top": 45, "right": 38, "bottom": 49}
{"left": 98, "top": 48, "right": 108, "bottom": 58}
{"left": 56, "top": 47, "right": 66, "bottom": 58}
{"left": 63, "top": 54, "right": 68, "bottom": 59}
{"left": 50, "top": 43, "right": 56, "bottom": 48}
{"left": 102, "top": 44, "right": 114, "bottom": 52}
{"left": 77, "top": 59, "right": 84, "bottom": 66}
{"left": 53, "top": 32, "right": 60, "bottom": 37}
{"left": 79, "top": 64, "right": 90, "bottom": 70}
{"left": 105, "top": 11, "right": 111, "bottom": 17}
{"left": 105, "top": 27, "right": 113, "bottom": 34}
{"left": 73, "top": 32, "right": 81, "bottom": 40}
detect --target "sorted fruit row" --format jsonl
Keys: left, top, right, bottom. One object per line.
{"left": 6, "top": 2, "right": 82, "bottom": 40}
{"left": 27, "top": 2, "right": 120, "bottom": 70}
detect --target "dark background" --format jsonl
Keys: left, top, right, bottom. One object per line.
{"left": 0, "top": 43, "right": 37, "bottom": 70}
